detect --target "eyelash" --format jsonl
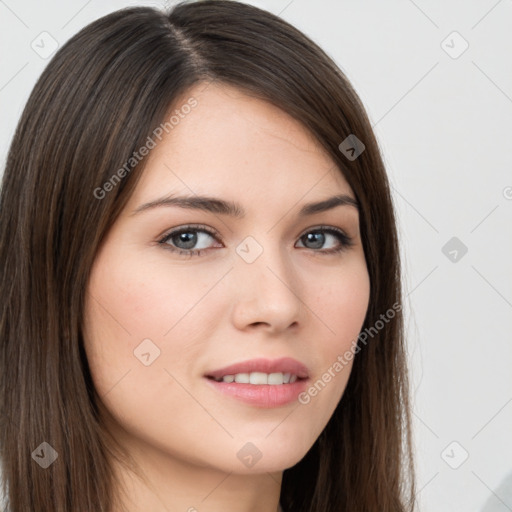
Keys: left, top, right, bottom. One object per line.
{"left": 157, "top": 224, "right": 354, "bottom": 258}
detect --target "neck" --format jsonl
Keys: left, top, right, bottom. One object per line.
{"left": 109, "top": 434, "right": 283, "bottom": 512}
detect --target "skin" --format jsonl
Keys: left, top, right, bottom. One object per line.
{"left": 83, "top": 81, "right": 371, "bottom": 512}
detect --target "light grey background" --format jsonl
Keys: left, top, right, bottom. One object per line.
{"left": 1, "top": 1, "right": 511, "bottom": 511}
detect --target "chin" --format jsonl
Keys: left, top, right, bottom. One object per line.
{"left": 211, "top": 434, "right": 316, "bottom": 475}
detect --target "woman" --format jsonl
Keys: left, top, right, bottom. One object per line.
{"left": 0, "top": 1, "right": 416, "bottom": 511}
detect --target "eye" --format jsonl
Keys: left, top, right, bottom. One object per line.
{"left": 296, "top": 226, "right": 354, "bottom": 255}
{"left": 158, "top": 224, "right": 354, "bottom": 257}
{"left": 158, "top": 224, "right": 221, "bottom": 258}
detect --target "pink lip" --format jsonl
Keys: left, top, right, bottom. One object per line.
{"left": 204, "top": 378, "right": 309, "bottom": 408}
{"left": 205, "top": 357, "right": 309, "bottom": 380}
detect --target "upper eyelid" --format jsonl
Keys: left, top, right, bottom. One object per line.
{"left": 158, "top": 223, "right": 352, "bottom": 243}
{"left": 159, "top": 224, "right": 218, "bottom": 239}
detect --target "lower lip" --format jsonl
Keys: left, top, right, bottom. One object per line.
{"left": 204, "top": 377, "right": 309, "bottom": 408}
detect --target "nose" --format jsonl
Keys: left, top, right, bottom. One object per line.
{"left": 230, "top": 241, "right": 303, "bottom": 334}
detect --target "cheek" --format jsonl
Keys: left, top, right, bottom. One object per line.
{"left": 82, "top": 245, "right": 227, "bottom": 394}
{"left": 85, "top": 244, "right": 218, "bottom": 339}
{"left": 297, "top": 260, "right": 370, "bottom": 418}
{"left": 310, "top": 260, "right": 370, "bottom": 348}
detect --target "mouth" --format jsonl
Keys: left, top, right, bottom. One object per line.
{"left": 203, "top": 357, "right": 310, "bottom": 408}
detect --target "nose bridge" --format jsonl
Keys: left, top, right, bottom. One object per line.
{"left": 235, "top": 233, "right": 291, "bottom": 286}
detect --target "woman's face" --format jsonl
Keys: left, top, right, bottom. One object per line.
{"left": 83, "top": 82, "right": 370, "bottom": 475}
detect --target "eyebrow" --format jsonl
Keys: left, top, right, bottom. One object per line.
{"left": 131, "top": 193, "right": 359, "bottom": 218}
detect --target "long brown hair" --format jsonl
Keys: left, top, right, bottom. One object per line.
{"left": 0, "top": 1, "right": 416, "bottom": 510}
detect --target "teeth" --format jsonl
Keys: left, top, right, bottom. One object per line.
{"left": 234, "top": 373, "right": 250, "bottom": 384}
{"left": 250, "top": 372, "right": 268, "bottom": 385}
{"left": 214, "top": 372, "right": 300, "bottom": 385}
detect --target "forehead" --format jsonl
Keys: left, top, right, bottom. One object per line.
{"left": 128, "top": 82, "right": 352, "bottom": 206}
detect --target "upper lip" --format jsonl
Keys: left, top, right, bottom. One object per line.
{"left": 205, "top": 357, "right": 309, "bottom": 380}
